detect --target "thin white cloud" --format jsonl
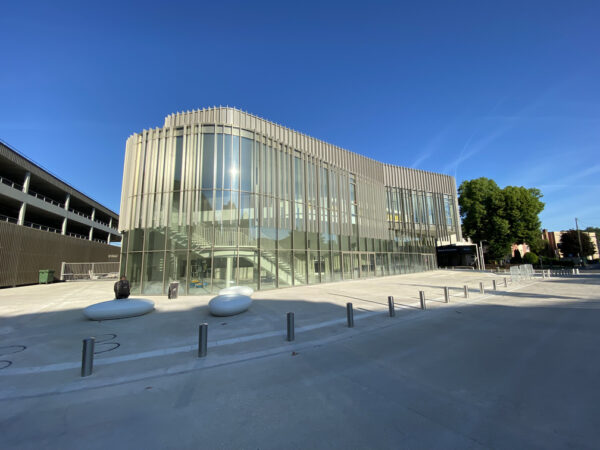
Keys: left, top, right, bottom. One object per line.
{"left": 444, "top": 83, "right": 575, "bottom": 178}
{"left": 410, "top": 126, "right": 453, "bottom": 169}
{"left": 539, "top": 164, "right": 600, "bottom": 194}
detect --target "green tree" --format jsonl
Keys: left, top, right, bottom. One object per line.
{"left": 584, "top": 227, "right": 600, "bottom": 248}
{"left": 539, "top": 240, "right": 556, "bottom": 259}
{"left": 503, "top": 186, "right": 545, "bottom": 253}
{"left": 458, "top": 178, "right": 545, "bottom": 261}
{"left": 523, "top": 252, "right": 539, "bottom": 265}
{"left": 458, "top": 178, "right": 512, "bottom": 259}
{"left": 559, "top": 230, "right": 595, "bottom": 258}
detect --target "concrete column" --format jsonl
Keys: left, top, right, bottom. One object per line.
{"left": 22, "top": 171, "right": 31, "bottom": 194}
{"left": 89, "top": 207, "right": 96, "bottom": 241}
{"left": 107, "top": 217, "right": 113, "bottom": 244}
{"left": 64, "top": 193, "right": 71, "bottom": 211}
{"left": 17, "top": 202, "right": 26, "bottom": 226}
{"left": 17, "top": 172, "right": 31, "bottom": 225}
{"left": 226, "top": 257, "right": 233, "bottom": 287}
{"left": 61, "top": 217, "right": 67, "bottom": 235}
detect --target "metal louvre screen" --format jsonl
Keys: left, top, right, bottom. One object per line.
{"left": 510, "top": 264, "right": 534, "bottom": 282}
{"left": 61, "top": 262, "right": 120, "bottom": 281}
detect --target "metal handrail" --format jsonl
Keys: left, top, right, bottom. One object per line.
{"left": 23, "top": 220, "right": 61, "bottom": 234}
{"left": 68, "top": 208, "right": 92, "bottom": 219}
{"left": 67, "top": 231, "right": 89, "bottom": 239}
{"left": 28, "top": 189, "right": 65, "bottom": 208}
{"left": 0, "top": 175, "right": 23, "bottom": 190}
{"left": 1, "top": 172, "right": 120, "bottom": 232}
{"left": 0, "top": 213, "right": 18, "bottom": 224}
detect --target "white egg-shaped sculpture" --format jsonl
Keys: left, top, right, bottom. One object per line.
{"left": 218, "top": 286, "right": 254, "bottom": 296}
{"left": 209, "top": 294, "right": 252, "bottom": 317}
{"left": 83, "top": 298, "right": 155, "bottom": 321}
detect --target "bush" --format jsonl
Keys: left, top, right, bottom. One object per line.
{"left": 523, "top": 252, "right": 539, "bottom": 265}
{"left": 541, "top": 258, "right": 574, "bottom": 267}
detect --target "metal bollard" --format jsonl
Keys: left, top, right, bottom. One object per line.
{"left": 198, "top": 323, "right": 208, "bottom": 357}
{"left": 346, "top": 303, "right": 354, "bottom": 328}
{"left": 419, "top": 291, "right": 426, "bottom": 310}
{"left": 444, "top": 287, "right": 450, "bottom": 303}
{"left": 492, "top": 280, "right": 497, "bottom": 291}
{"left": 81, "top": 337, "right": 95, "bottom": 377}
{"left": 387, "top": 296, "right": 395, "bottom": 317}
{"left": 504, "top": 277, "right": 508, "bottom": 287}
{"left": 480, "top": 282, "right": 484, "bottom": 294}
{"left": 464, "top": 285, "right": 469, "bottom": 298}
{"left": 286, "top": 312, "right": 295, "bottom": 341}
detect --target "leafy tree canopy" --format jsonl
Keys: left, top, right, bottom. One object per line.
{"left": 584, "top": 227, "right": 600, "bottom": 246}
{"left": 523, "top": 252, "right": 539, "bottom": 265}
{"left": 458, "top": 178, "right": 545, "bottom": 260}
{"left": 559, "top": 229, "right": 595, "bottom": 257}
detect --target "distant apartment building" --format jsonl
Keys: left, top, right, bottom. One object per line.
{"left": 541, "top": 229, "right": 599, "bottom": 260}
{"left": 511, "top": 243, "right": 530, "bottom": 258}
{"left": 0, "top": 140, "right": 121, "bottom": 287}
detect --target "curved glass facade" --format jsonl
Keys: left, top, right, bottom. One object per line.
{"left": 119, "top": 108, "right": 461, "bottom": 295}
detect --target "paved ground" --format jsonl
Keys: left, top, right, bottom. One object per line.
{"left": 0, "top": 270, "right": 598, "bottom": 449}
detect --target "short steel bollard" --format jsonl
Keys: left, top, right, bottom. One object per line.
{"left": 287, "top": 312, "right": 295, "bottom": 341}
{"left": 479, "top": 282, "right": 484, "bottom": 294}
{"left": 81, "top": 337, "right": 95, "bottom": 377}
{"left": 444, "top": 287, "right": 450, "bottom": 303}
{"left": 492, "top": 280, "right": 497, "bottom": 291}
{"left": 346, "top": 303, "right": 354, "bottom": 327}
{"left": 198, "top": 323, "right": 208, "bottom": 357}
{"left": 464, "top": 285, "right": 469, "bottom": 298}
{"left": 504, "top": 277, "right": 508, "bottom": 287}
{"left": 387, "top": 296, "right": 395, "bottom": 317}
{"left": 419, "top": 291, "right": 426, "bottom": 310}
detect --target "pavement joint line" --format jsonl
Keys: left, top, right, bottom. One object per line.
{"left": 0, "top": 280, "right": 539, "bottom": 377}
{"left": 0, "top": 304, "right": 440, "bottom": 400}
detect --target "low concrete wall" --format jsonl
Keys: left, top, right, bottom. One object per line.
{"left": 0, "top": 221, "right": 120, "bottom": 287}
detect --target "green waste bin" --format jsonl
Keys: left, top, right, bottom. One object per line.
{"left": 39, "top": 269, "right": 55, "bottom": 284}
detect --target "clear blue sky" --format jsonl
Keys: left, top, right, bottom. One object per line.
{"left": 2, "top": 0, "right": 599, "bottom": 232}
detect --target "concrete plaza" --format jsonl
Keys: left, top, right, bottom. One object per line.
{"left": 0, "top": 270, "right": 599, "bottom": 449}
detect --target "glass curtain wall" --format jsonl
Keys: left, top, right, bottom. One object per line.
{"left": 122, "top": 126, "right": 451, "bottom": 295}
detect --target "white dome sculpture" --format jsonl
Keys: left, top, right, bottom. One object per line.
{"left": 83, "top": 298, "right": 155, "bottom": 320}
{"left": 209, "top": 294, "right": 252, "bottom": 317}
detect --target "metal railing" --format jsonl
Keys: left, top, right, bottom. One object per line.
{"left": 0, "top": 213, "right": 18, "bottom": 224}
{"left": 28, "top": 189, "right": 64, "bottom": 208}
{"left": 22, "top": 220, "right": 61, "bottom": 234}
{"left": 0, "top": 175, "right": 23, "bottom": 190}
{"left": 61, "top": 262, "right": 120, "bottom": 281}
{"left": 0, "top": 175, "right": 119, "bottom": 231}
{"left": 68, "top": 231, "right": 89, "bottom": 239}
{"left": 68, "top": 208, "right": 92, "bottom": 219}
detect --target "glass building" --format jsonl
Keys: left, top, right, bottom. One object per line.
{"left": 119, "top": 107, "right": 462, "bottom": 295}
